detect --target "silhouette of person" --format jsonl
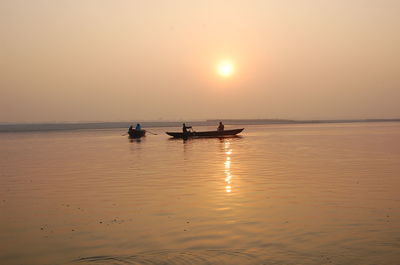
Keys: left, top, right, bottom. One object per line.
{"left": 217, "top": 121, "right": 224, "bottom": 131}
{"left": 182, "top": 123, "right": 192, "bottom": 133}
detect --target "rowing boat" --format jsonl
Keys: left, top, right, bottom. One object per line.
{"left": 128, "top": 129, "right": 146, "bottom": 138}
{"left": 166, "top": 128, "right": 244, "bottom": 138}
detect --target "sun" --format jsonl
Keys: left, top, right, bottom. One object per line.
{"left": 217, "top": 60, "right": 234, "bottom": 77}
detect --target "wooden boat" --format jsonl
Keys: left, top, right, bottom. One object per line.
{"left": 128, "top": 129, "right": 146, "bottom": 138}
{"left": 166, "top": 128, "right": 244, "bottom": 138}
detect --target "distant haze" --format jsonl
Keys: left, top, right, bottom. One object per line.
{"left": 1, "top": 0, "right": 399, "bottom": 123}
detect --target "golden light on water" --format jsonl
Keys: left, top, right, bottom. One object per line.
{"left": 224, "top": 141, "right": 233, "bottom": 193}
{"left": 217, "top": 60, "right": 234, "bottom": 77}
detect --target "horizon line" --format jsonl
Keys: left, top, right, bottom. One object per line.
{"left": 0, "top": 117, "right": 400, "bottom": 125}
{"left": 1, "top": 118, "right": 400, "bottom": 126}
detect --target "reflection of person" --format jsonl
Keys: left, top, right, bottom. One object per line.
{"left": 135, "top": 123, "right": 142, "bottom": 131}
{"left": 182, "top": 123, "right": 192, "bottom": 133}
{"left": 217, "top": 121, "right": 224, "bottom": 131}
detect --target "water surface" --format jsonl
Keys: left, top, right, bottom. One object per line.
{"left": 1, "top": 123, "right": 399, "bottom": 264}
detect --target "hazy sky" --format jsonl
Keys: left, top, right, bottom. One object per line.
{"left": 1, "top": 0, "right": 399, "bottom": 122}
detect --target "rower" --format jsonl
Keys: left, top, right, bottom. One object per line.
{"left": 135, "top": 123, "right": 142, "bottom": 131}
{"left": 182, "top": 123, "right": 192, "bottom": 133}
{"left": 217, "top": 121, "right": 224, "bottom": 131}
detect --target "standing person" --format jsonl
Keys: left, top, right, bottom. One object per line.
{"left": 217, "top": 121, "right": 224, "bottom": 131}
{"left": 135, "top": 123, "right": 142, "bottom": 131}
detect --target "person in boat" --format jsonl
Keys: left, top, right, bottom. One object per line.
{"left": 128, "top": 125, "right": 134, "bottom": 134}
{"left": 135, "top": 123, "right": 142, "bottom": 131}
{"left": 182, "top": 123, "right": 192, "bottom": 133}
{"left": 217, "top": 121, "right": 224, "bottom": 131}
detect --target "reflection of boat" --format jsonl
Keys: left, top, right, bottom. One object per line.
{"left": 166, "top": 128, "right": 244, "bottom": 138}
{"left": 128, "top": 130, "right": 146, "bottom": 138}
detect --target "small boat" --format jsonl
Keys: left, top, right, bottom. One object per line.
{"left": 166, "top": 128, "right": 244, "bottom": 138}
{"left": 128, "top": 129, "right": 146, "bottom": 138}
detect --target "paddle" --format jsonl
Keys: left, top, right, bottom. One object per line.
{"left": 123, "top": 130, "right": 157, "bottom": 136}
{"left": 146, "top": 130, "right": 158, "bottom": 135}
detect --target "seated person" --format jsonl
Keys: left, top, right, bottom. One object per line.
{"left": 135, "top": 123, "right": 142, "bottom": 131}
{"left": 182, "top": 123, "right": 192, "bottom": 133}
{"left": 217, "top": 121, "right": 224, "bottom": 131}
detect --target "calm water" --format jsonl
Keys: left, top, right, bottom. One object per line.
{"left": 1, "top": 123, "right": 400, "bottom": 265}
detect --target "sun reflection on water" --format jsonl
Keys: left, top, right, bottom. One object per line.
{"left": 224, "top": 141, "right": 233, "bottom": 193}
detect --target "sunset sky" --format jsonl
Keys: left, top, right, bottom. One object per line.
{"left": 1, "top": 0, "right": 399, "bottom": 123}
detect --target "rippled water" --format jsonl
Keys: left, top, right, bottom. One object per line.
{"left": 1, "top": 123, "right": 399, "bottom": 265}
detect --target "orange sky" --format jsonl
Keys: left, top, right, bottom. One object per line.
{"left": 1, "top": 0, "right": 399, "bottom": 122}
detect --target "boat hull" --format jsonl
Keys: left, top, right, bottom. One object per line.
{"left": 166, "top": 128, "right": 244, "bottom": 138}
{"left": 128, "top": 130, "right": 146, "bottom": 138}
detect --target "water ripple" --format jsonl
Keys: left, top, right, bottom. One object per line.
{"left": 72, "top": 249, "right": 260, "bottom": 265}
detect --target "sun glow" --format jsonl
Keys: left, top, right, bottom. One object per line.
{"left": 217, "top": 60, "right": 234, "bottom": 77}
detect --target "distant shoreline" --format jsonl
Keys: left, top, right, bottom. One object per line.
{"left": 1, "top": 119, "right": 399, "bottom": 133}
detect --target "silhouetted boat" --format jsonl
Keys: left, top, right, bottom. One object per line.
{"left": 128, "top": 130, "right": 146, "bottom": 138}
{"left": 166, "top": 128, "right": 244, "bottom": 138}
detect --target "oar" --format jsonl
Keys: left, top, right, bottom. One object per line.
{"left": 146, "top": 130, "right": 158, "bottom": 135}
{"left": 121, "top": 132, "right": 128, "bottom": 136}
